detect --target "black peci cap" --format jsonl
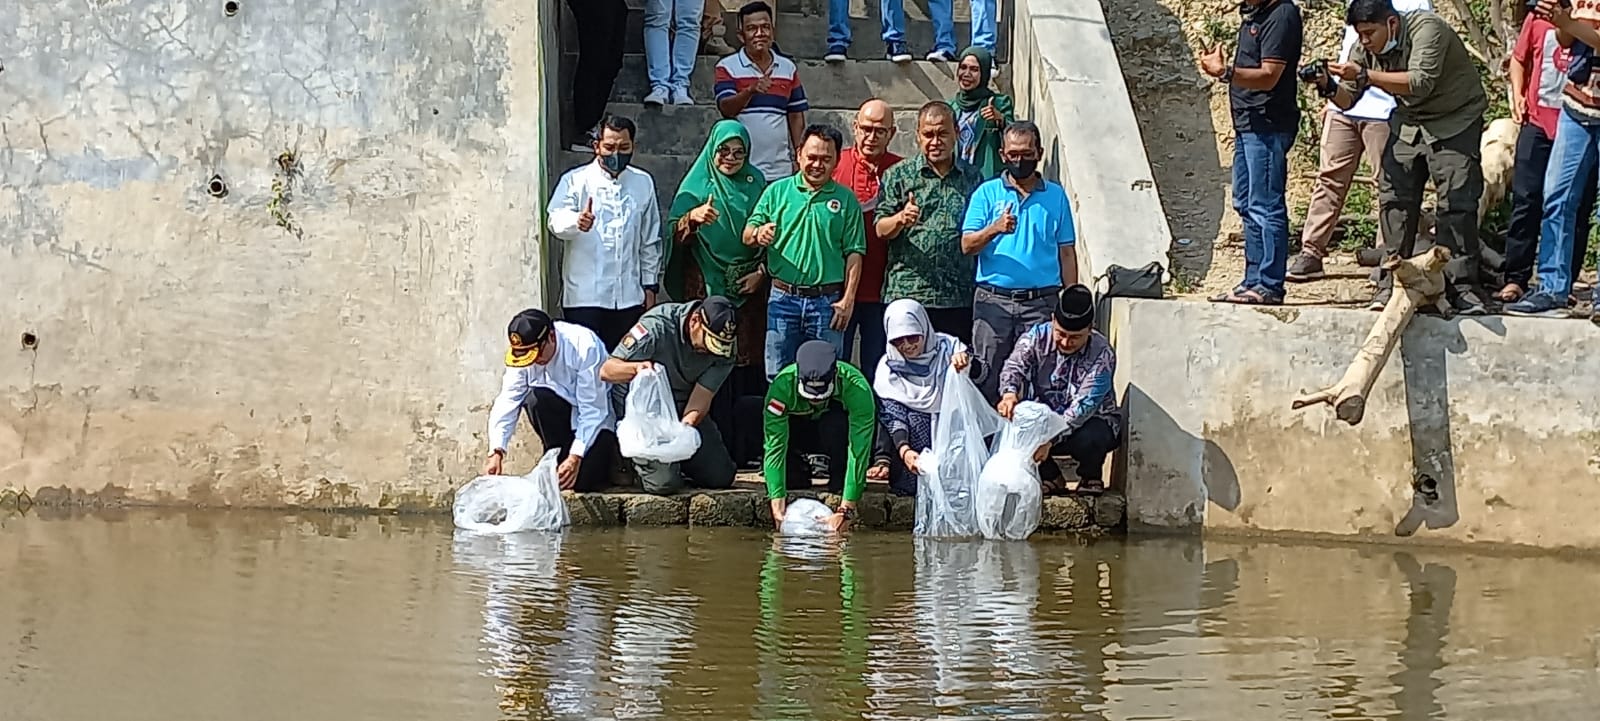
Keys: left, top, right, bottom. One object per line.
{"left": 505, "top": 309, "right": 554, "bottom": 367}
{"left": 1053, "top": 284, "right": 1095, "bottom": 332}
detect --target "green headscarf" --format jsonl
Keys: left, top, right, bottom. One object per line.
{"left": 664, "top": 120, "right": 768, "bottom": 303}
{"left": 952, "top": 46, "right": 995, "bottom": 111}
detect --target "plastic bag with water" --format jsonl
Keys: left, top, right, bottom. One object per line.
{"left": 616, "top": 366, "right": 701, "bottom": 463}
{"left": 779, "top": 498, "right": 836, "bottom": 536}
{"left": 976, "top": 401, "right": 1070, "bottom": 540}
{"left": 914, "top": 366, "right": 1006, "bottom": 538}
{"left": 453, "top": 448, "right": 570, "bottom": 533}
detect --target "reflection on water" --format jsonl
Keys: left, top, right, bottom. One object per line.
{"left": 5, "top": 511, "right": 1600, "bottom": 721}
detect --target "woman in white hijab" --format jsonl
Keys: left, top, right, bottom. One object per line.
{"left": 867, "top": 299, "right": 971, "bottom": 495}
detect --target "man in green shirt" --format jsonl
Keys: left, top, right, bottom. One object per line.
{"left": 744, "top": 124, "right": 868, "bottom": 380}
{"left": 1305, "top": 0, "right": 1490, "bottom": 313}
{"left": 876, "top": 101, "right": 985, "bottom": 341}
{"left": 762, "top": 340, "right": 877, "bottom": 532}
{"left": 601, "top": 296, "right": 742, "bottom": 495}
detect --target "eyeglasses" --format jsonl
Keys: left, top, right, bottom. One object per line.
{"left": 716, "top": 147, "right": 747, "bottom": 160}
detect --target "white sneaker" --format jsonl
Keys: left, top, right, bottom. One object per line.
{"left": 643, "top": 88, "right": 669, "bottom": 107}
{"left": 824, "top": 46, "right": 847, "bottom": 63}
{"left": 670, "top": 88, "right": 693, "bottom": 106}
{"left": 926, "top": 49, "right": 956, "bottom": 62}
{"left": 990, "top": 65, "right": 1003, "bottom": 81}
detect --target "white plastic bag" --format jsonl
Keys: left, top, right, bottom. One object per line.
{"left": 616, "top": 366, "right": 701, "bottom": 463}
{"left": 914, "top": 367, "right": 1006, "bottom": 538}
{"left": 453, "top": 448, "right": 570, "bottom": 533}
{"left": 976, "top": 401, "right": 1070, "bottom": 540}
{"left": 779, "top": 498, "right": 836, "bottom": 536}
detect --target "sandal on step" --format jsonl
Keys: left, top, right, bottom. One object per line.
{"left": 1495, "top": 283, "right": 1525, "bottom": 303}
{"left": 1077, "top": 479, "right": 1106, "bottom": 495}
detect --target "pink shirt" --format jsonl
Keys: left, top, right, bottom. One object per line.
{"left": 1513, "top": 16, "right": 1574, "bottom": 138}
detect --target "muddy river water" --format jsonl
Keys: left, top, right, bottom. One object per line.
{"left": 4, "top": 511, "right": 1599, "bottom": 720}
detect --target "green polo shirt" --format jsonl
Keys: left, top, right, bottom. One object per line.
{"left": 747, "top": 175, "right": 867, "bottom": 287}
{"left": 1342, "top": 11, "right": 1486, "bottom": 145}
{"left": 761, "top": 361, "right": 876, "bottom": 503}
{"left": 608, "top": 302, "right": 734, "bottom": 417}
{"left": 876, "top": 155, "right": 984, "bottom": 308}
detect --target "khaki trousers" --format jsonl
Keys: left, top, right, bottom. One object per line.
{"left": 1300, "top": 109, "right": 1390, "bottom": 257}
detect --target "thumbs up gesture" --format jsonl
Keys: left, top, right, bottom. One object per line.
{"left": 900, "top": 192, "right": 921, "bottom": 227}
{"left": 991, "top": 202, "right": 1016, "bottom": 234}
{"left": 578, "top": 198, "right": 596, "bottom": 232}
{"left": 690, "top": 196, "right": 719, "bottom": 226}
{"left": 980, "top": 97, "right": 1002, "bottom": 124}
{"left": 754, "top": 222, "right": 777, "bottom": 247}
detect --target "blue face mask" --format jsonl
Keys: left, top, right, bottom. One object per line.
{"left": 1380, "top": 21, "right": 1399, "bottom": 54}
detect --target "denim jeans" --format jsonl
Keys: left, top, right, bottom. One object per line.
{"left": 971, "top": 0, "right": 998, "bottom": 54}
{"left": 1507, "top": 120, "right": 1595, "bottom": 289}
{"left": 644, "top": 0, "right": 703, "bottom": 93}
{"left": 843, "top": 301, "right": 887, "bottom": 378}
{"left": 927, "top": 0, "right": 958, "bottom": 53}
{"left": 1231, "top": 130, "right": 1295, "bottom": 298}
{"left": 828, "top": 0, "right": 907, "bottom": 47}
{"left": 1538, "top": 110, "right": 1600, "bottom": 298}
{"left": 765, "top": 287, "right": 846, "bottom": 380}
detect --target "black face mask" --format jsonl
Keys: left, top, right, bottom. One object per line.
{"left": 600, "top": 152, "right": 633, "bottom": 175}
{"left": 1006, "top": 158, "right": 1039, "bottom": 180}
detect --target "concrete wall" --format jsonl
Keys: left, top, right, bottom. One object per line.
{"left": 1, "top": 0, "right": 560, "bottom": 507}
{"left": 1110, "top": 298, "right": 1600, "bottom": 551}
{"left": 1008, "top": 0, "right": 1172, "bottom": 282}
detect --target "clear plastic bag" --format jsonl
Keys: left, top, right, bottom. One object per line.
{"left": 616, "top": 366, "right": 701, "bottom": 463}
{"left": 915, "top": 367, "right": 1006, "bottom": 538}
{"left": 453, "top": 448, "right": 570, "bottom": 533}
{"left": 779, "top": 498, "right": 836, "bottom": 536}
{"left": 976, "top": 401, "right": 1070, "bottom": 540}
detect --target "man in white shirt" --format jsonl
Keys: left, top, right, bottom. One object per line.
{"left": 1287, "top": 0, "right": 1432, "bottom": 283}
{"left": 484, "top": 308, "right": 618, "bottom": 491}
{"left": 548, "top": 115, "right": 663, "bottom": 349}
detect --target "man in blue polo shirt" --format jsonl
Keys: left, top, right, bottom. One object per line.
{"left": 960, "top": 120, "right": 1078, "bottom": 402}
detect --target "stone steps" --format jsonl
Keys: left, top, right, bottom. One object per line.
{"left": 596, "top": 102, "right": 925, "bottom": 156}
{"left": 563, "top": 483, "right": 1127, "bottom": 532}
{"left": 614, "top": 10, "right": 972, "bottom": 60}
{"left": 574, "top": 54, "right": 963, "bottom": 110}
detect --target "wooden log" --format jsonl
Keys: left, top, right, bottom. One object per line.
{"left": 1291, "top": 247, "right": 1451, "bottom": 425}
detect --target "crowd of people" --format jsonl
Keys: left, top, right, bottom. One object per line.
{"left": 1204, "top": 0, "right": 1600, "bottom": 321}
{"left": 497, "top": 1, "right": 1117, "bottom": 532}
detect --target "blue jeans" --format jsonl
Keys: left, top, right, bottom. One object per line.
{"left": 765, "top": 287, "right": 846, "bottom": 380}
{"left": 1231, "top": 130, "right": 1295, "bottom": 298}
{"left": 843, "top": 301, "right": 887, "bottom": 378}
{"left": 927, "top": 0, "right": 958, "bottom": 53}
{"left": 644, "top": 0, "right": 703, "bottom": 93}
{"left": 1538, "top": 110, "right": 1600, "bottom": 299}
{"left": 828, "top": 0, "right": 906, "bottom": 47}
{"left": 971, "top": 0, "right": 998, "bottom": 54}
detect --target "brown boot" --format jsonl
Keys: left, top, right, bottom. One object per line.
{"left": 701, "top": 12, "right": 735, "bottom": 55}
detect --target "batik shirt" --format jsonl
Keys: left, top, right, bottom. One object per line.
{"left": 997, "top": 324, "right": 1121, "bottom": 436}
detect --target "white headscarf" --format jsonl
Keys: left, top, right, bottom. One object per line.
{"left": 873, "top": 299, "right": 967, "bottom": 414}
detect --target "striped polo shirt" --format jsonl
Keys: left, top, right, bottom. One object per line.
{"left": 714, "top": 49, "right": 809, "bottom": 181}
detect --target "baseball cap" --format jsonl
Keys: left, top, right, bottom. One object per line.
{"left": 505, "top": 309, "right": 554, "bottom": 367}
{"left": 1054, "top": 285, "right": 1095, "bottom": 332}
{"left": 697, "top": 296, "right": 739, "bottom": 358}
{"left": 795, "top": 340, "right": 839, "bottom": 400}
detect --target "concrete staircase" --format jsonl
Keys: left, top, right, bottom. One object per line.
{"left": 556, "top": 0, "right": 994, "bottom": 215}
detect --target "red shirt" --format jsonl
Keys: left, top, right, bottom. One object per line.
{"left": 1513, "top": 16, "right": 1573, "bottom": 139}
{"left": 833, "top": 147, "right": 902, "bottom": 303}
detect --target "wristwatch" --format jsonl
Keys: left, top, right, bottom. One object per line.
{"left": 1218, "top": 65, "right": 1234, "bottom": 85}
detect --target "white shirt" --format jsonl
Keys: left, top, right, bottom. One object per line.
{"left": 548, "top": 161, "right": 662, "bottom": 309}
{"left": 1333, "top": 0, "right": 1433, "bottom": 121}
{"left": 487, "top": 322, "right": 616, "bottom": 457}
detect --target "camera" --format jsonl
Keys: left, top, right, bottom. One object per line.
{"left": 1296, "top": 59, "right": 1328, "bottom": 83}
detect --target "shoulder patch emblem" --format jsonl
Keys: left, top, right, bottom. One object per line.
{"left": 766, "top": 399, "right": 787, "bottom": 416}
{"left": 826, "top": 198, "right": 842, "bottom": 213}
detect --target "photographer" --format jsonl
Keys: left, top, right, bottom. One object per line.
{"left": 1301, "top": 0, "right": 1490, "bottom": 313}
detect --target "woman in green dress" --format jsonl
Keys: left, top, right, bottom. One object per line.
{"left": 948, "top": 46, "right": 1014, "bottom": 180}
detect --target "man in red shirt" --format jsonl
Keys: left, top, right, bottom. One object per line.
{"left": 1501, "top": 1, "right": 1595, "bottom": 303}
{"left": 834, "top": 98, "right": 903, "bottom": 374}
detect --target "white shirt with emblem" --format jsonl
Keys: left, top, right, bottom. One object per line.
{"left": 487, "top": 322, "right": 616, "bottom": 458}
{"left": 547, "top": 160, "right": 663, "bottom": 309}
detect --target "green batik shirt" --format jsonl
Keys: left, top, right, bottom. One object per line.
{"left": 761, "top": 362, "right": 876, "bottom": 502}
{"left": 875, "top": 156, "right": 983, "bottom": 308}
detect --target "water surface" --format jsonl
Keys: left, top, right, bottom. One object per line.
{"left": 3, "top": 510, "right": 1598, "bottom": 720}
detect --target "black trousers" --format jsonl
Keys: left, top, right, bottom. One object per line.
{"left": 1505, "top": 122, "right": 1596, "bottom": 288}
{"left": 566, "top": 0, "right": 629, "bottom": 140}
{"left": 563, "top": 305, "right": 644, "bottom": 353}
{"left": 926, "top": 306, "right": 974, "bottom": 345}
{"left": 523, "top": 387, "right": 617, "bottom": 491}
{"left": 1039, "top": 417, "right": 1120, "bottom": 483}
{"left": 735, "top": 396, "right": 850, "bottom": 494}
{"left": 713, "top": 366, "right": 769, "bottom": 468}
{"left": 1378, "top": 121, "right": 1485, "bottom": 300}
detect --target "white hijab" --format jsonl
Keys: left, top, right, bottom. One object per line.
{"left": 873, "top": 299, "right": 966, "bottom": 414}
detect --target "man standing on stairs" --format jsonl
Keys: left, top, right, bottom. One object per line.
{"left": 548, "top": 115, "right": 663, "bottom": 350}
{"left": 716, "top": 2, "right": 809, "bottom": 181}
{"left": 644, "top": 0, "right": 704, "bottom": 106}
{"left": 702, "top": 0, "right": 737, "bottom": 56}
{"left": 564, "top": 0, "right": 630, "bottom": 152}
{"left": 835, "top": 99, "right": 903, "bottom": 375}
{"left": 825, "top": 0, "right": 914, "bottom": 64}
{"left": 745, "top": 124, "right": 867, "bottom": 379}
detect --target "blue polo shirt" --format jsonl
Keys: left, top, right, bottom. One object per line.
{"left": 961, "top": 175, "right": 1075, "bottom": 290}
